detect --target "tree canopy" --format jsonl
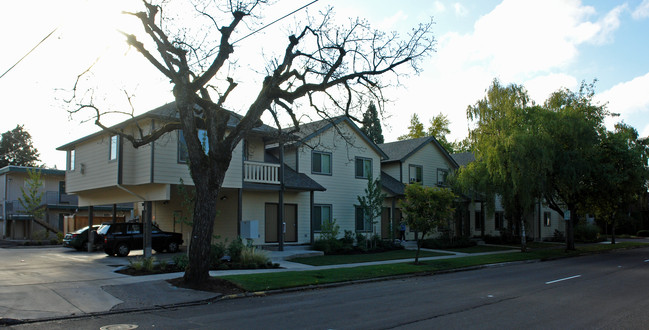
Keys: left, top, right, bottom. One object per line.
{"left": 402, "top": 184, "right": 456, "bottom": 263}
{"left": 360, "top": 102, "right": 384, "bottom": 144}
{"left": 398, "top": 113, "right": 463, "bottom": 153}
{"left": 0, "top": 125, "right": 40, "bottom": 168}
{"left": 458, "top": 78, "right": 647, "bottom": 250}
{"left": 68, "top": 1, "right": 435, "bottom": 284}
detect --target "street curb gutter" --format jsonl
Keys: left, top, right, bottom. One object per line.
{"left": 5, "top": 245, "right": 646, "bottom": 326}
{"left": 1, "top": 258, "right": 540, "bottom": 326}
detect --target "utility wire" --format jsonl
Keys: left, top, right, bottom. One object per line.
{"left": 0, "top": 27, "right": 59, "bottom": 80}
{"left": 232, "top": 0, "right": 319, "bottom": 44}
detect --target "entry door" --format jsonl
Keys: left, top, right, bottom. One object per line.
{"left": 265, "top": 204, "right": 298, "bottom": 243}
{"left": 381, "top": 207, "right": 391, "bottom": 239}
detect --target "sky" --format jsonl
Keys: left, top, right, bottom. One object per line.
{"left": 1, "top": 0, "right": 649, "bottom": 169}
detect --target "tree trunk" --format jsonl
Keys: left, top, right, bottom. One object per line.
{"left": 611, "top": 218, "right": 616, "bottom": 245}
{"left": 183, "top": 178, "right": 220, "bottom": 284}
{"left": 566, "top": 206, "right": 576, "bottom": 250}
{"left": 520, "top": 219, "right": 527, "bottom": 252}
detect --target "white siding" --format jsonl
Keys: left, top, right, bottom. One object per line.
{"left": 66, "top": 135, "right": 118, "bottom": 193}
{"left": 299, "top": 121, "right": 383, "bottom": 237}
{"left": 402, "top": 142, "right": 455, "bottom": 187}
{"left": 382, "top": 162, "right": 400, "bottom": 182}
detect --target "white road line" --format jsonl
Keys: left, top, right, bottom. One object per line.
{"left": 644, "top": 259, "right": 649, "bottom": 262}
{"left": 545, "top": 275, "right": 581, "bottom": 285}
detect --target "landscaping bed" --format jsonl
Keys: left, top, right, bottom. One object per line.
{"left": 291, "top": 249, "right": 451, "bottom": 266}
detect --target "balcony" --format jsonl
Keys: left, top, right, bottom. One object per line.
{"left": 243, "top": 161, "right": 280, "bottom": 184}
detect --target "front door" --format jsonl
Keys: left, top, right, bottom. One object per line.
{"left": 381, "top": 207, "right": 391, "bottom": 239}
{"left": 265, "top": 203, "right": 298, "bottom": 243}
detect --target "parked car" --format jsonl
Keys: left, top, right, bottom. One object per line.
{"left": 62, "top": 225, "right": 102, "bottom": 251}
{"left": 98, "top": 222, "right": 183, "bottom": 257}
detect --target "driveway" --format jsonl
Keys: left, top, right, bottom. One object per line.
{"left": 0, "top": 245, "right": 183, "bottom": 320}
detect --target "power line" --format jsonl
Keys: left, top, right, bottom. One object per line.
{"left": 232, "top": 0, "right": 319, "bottom": 44}
{"left": 0, "top": 27, "right": 59, "bottom": 80}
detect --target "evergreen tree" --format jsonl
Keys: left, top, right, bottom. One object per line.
{"left": 0, "top": 125, "right": 40, "bottom": 168}
{"left": 360, "top": 102, "right": 384, "bottom": 144}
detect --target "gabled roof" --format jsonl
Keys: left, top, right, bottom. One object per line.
{"left": 378, "top": 136, "right": 459, "bottom": 168}
{"left": 380, "top": 171, "right": 405, "bottom": 196}
{"left": 451, "top": 152, "right": 475, "bottom": 166}
{"left": 57, "top": 102, "right": 278, "bottom": 151}
{"left": 0, "top": 165, "right": 64, "bottom": 176}
{"left": 281, "top": 116, "right": 388, "bottom": 159}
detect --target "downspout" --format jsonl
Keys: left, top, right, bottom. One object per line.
{"left": 3, "top": 174, "right": 7, "bottom": 238}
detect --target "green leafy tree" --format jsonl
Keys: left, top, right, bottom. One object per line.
{"left": 398, "top": 114, "right": 426, "bottom": 140}
{"left": 402, "top": 184, "right": 456, "bottom": 264}
{"left": 584, "top": 123, "right": 649, "bottom": 244}
{"left": 541, "top": 81, "right": 608, "bottom": 250}
{"left": 0, "top": 125, "right": 40, "bottom": 168}
{"left": 465, "top": 79, "right": 548, "bottom": 251}
{"left": 69, "top": 1, "right": 435, "bottom": 285}
{"left": 360, "top": 102, "right": 384, "bottom": 144}
{"left": 357, "top": 176, "right": 387, "bottom": 245}
{"left": 19, "top": 168, "right": 45, "bottom": 221}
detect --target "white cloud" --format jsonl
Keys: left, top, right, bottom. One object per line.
{"left": 632, "top": 0, "right": 649, "bottom": 19}
{"left": 588, "top": 4, "right": 627, "bottom": 45}
{"left": 453, "top": 3, "right": 468, "bottom": 17}
{"left": 596, "top": 72, "right": 649, "bottom": 117}
{"left": 524, "top": 73, "right": 578, "bottom": 104}
{"left": 377, "top": 10, "right": 408, "bottom": 30}
{"left": 433, "top": 1, "right": 446, "bottom": 13}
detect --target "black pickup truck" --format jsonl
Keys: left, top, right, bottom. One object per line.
{"left": 97, "top": 222, "right": 183, "bottom": 257}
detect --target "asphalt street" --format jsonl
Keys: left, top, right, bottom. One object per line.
{"left": 10, "top": 246, "right": 649, "bottom": 329}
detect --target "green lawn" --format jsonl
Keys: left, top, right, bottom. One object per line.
{"left": 219, "top": 242, "right": 648, "bottom": 292}
{"left": 290, "top": 249, "right": 452, "bottom": 266}
{"left": 443, "top": 245, "right": 517, "bottom": 253}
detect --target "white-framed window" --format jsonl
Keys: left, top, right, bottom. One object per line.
{"left": 69, "top": 149, "right": 75, "bottom": 171}
{"left": 495, "top": 211, "right": 504, "bottom": 230}
{"left": 355, "top": 206, "right": 372, "bottom": 232}
{"left": 313, "top": 204, "right": 332, "bottom": 232}
{"left": 437, "top": 168, "right": 449, "bottom": 186}
{"left": 109, "top": 135, "right": 118, "bottom": 161}
{"left": 409, "top": 164, "right": 423, "bottom": 183}
{"left": 544, "top": 212, "right": 551, "bottom": 227}
{"left": 355, "top": 157, "right": 372, "bottom": 179}
{"left": 178, "top": 129, "right": 209, "bottom": 163}
{"left": 312, "top": 151, "right": 332, "bottom": 175}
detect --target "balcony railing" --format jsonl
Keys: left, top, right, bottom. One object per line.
{"left": 243, "top": 161, "right": 280, "bottom": 184}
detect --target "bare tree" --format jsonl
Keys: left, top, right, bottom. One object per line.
{"left": 68, "top": 0, "right": 435, "bottom": 284}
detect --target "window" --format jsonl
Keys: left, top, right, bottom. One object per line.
{"left": 495, "top": 211, "right": 504, "bottom": 230}
{"left": 355, "top": 157, "right": 372, "bottom": 179}
{"left": 437, "top": 168, "right": 449, "bottom": 186}
{"left": 475, "top": 211, "right": 482, "bottom": 230}
{"left": 544, "top": 212, "right": 551, "bottom": 227}
{"left": 178, "top": 129, "right": 209, "bottom": 163}
{"left": 312, "top": 151, "right": 332, "bottom": 175}
{"left": 313, "top": 205, "right": 331, "bottom": 232}
{"left": 409, "top": 165, "right": 423, "bottom": 183}
{"left": 69, "top": 149, "right": 75, "bottom": 171}
{"left": 109, "top": 135, "right": 118, "bottom": 161}
{"left": 355, "top": 206, "right": 372, "bottom": 232}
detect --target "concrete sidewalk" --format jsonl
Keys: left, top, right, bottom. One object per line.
{"left": 0, "top": 242, "right": 516, "bottom": 325}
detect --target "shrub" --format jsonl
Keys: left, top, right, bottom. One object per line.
{"left": 320, "top": 219, "right": 340, "bottom": 241}
{"left": 312, "top": 238, "right": 344, "bottom": 255}
{"left": 210, "top": 241, "right": 228, "bottom": 267}
{"left": 574, "top": 223, "right": 600, "bottom": 242}
{"left": 355, "top": 232, "right": 367, "bottom": 250}
{"left": 56, "top": 232, "right": 64, "bottom": 244}
{"left": 129, "top": 257, "right": 156, "bottom": 272}
{"left": 636, "top": 230, "right": 649, "bottom": 237}
{"left": 341, "top": 230, "right": 355, "bottom": 245}
{"left": 240, "top": 246, "right": 271, "bottom": 268}
{"left": 227, "top": 237, "right": 245, "bottom": 263}
{"left": 173, "top": 254, "right": 189, "bottom": 270}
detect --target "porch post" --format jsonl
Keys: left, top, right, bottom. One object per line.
{"left": 277, "top": 140, "right": 285, "bottom": 251}
{"left": 87, "top": 206, "right": 94, "bottom": 252}
{"left": 112, "top": 204, "right": 117, "bottom": 224}
{"left": 237, "top": 188, "right": 243, "bottom": 237}
{"left": 391, "top": 197, "right": 396, "bottom": 240}
{"left": 310, "top": 191, "right": 314, "bottom": 245}
{"left": 143, "top": 201, "right": 152, "bottom": 258}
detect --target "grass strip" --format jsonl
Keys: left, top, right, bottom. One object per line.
{"left": 291, "top": 249, "right": 451, "bottom": 266}
{"left": 220, "top": 242, "right": 647, "bottom": 292}
{"left": 443, "top": 245, "right": 517, "bottom": 254}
